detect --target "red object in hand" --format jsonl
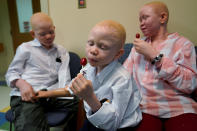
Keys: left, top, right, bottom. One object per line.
{"left": 136, "top": 33, "right": 140, "bottom": 38}
{"left": 80, "top": 58, "right": 87, "bottom": 66}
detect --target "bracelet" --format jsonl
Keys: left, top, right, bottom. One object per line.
{"left": 151, "top": 54, "right": 163, "bottom": 65}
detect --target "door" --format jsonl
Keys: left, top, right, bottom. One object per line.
{"left": 7, "top": 0, "right": 41, "bottom": 52}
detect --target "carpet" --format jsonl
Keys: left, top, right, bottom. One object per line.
{"left": 0, "top": 78, "right": 12, "bottom": 131}
{"left": 0, "top": 106, "right": 11, "bottom": 131}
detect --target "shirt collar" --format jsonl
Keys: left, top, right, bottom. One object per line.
{"left": 31, "top": 38, "right": 57, "bottom": 50}
{"left": 144, "top": 32, "right": 179, "bottom": 42}
{"left": 96, "top": 60, "right": 118, "bottom": 84}
{"left": 31, "top": 38, "right": 42, "bottom": 47}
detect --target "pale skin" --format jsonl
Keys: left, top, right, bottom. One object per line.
{"left": 135, "top": 2, "right": 197, "bottom": 98}
{"left": 13, "top": 12, "right": 55, "bottom": 102}
{"left": 134, "top": 1, "right": 169, "bottom": 61}
{"left": 71, "top": 21, "right": 125, "bottom": 112}
{"left": 35, "top": 20, "right": 126, "bottom": 112}
{"left": 14, "top": 79, "right": 36, "bottom": 103}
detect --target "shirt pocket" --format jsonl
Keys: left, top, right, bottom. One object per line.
{"left": 55, "top": 62, "right": 62, "bottom": 71}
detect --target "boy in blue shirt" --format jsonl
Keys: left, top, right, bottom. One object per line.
{"left": 36, "top": 20, "right": 142, "bottom": 131}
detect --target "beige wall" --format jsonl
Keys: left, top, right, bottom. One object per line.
{"left": 48, "top": 0, "right": 197, "bottom": 57}
{"left": 0, "top": 0, "right": 196, "bottom": 74}
{"left": 0, "top": 0, "right": 14, "bottom": 75}
{"left": 40, "top": 0, "right": 49, "bottom": 14}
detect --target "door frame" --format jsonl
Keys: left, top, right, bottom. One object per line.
{"left": 7, "top": 0, "right": 41, "bottom": 52}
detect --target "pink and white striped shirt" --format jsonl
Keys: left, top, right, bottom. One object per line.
{"left": 123, "top": 32, "right": 197, "bottom": 118}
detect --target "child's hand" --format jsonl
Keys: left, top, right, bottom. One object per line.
{"left": 133, "top": 39, "right": 159, "bottom": 60}
{"left": 70, "top": 73, "right": 102, "bottom": 112}
{"left": 70, "top": 73, "right": 101, "bottom": 112}
{"left": 16, "top": 79, "right": 36, "bottom": 103}
{"left": 70, "top": 73, "right": 94, "bottom": 100}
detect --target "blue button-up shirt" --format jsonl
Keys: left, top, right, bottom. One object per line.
{"left": 82, "top": 60, "right": 142, "bottom": 131}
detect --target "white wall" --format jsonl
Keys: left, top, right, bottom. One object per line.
{"left": 48, "top": 0, "right": 197, "bottom": 57}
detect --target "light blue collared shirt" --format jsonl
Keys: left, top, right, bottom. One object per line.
{"left": 82, "top": 60, "right": 142, "bottom": 131}
{"left": 5, "top": 39, "right": 71, "bottom": 96}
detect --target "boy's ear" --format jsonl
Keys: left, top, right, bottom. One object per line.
{"left": 114, "top": 48, "right": 124, "bottom": 60}
{"left": 160, "top": 12, "right": 168, "bottom": 24}
{"left": 30, "top": 30, "right": 35, "bottom": 38}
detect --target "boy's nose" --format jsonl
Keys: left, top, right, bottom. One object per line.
{"left": 90, "top": 47, "right": 98, "bottom": 56}
{"left": 45, "top": 33, "right": 52, "bottom": 39}
{"left": 140, "top": 20, "right": 145, "bottom": 27}
{"left": 140, "top": 22, "right": 143, "bottom": 27}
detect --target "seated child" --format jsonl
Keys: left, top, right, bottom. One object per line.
{"left": 5, "top": 12, "right": 78, "bottom": 131}
{"left": 36, "top": 20, "right": 142, "bottom": 131}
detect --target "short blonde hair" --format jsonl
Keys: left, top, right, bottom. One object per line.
{"left": 30, "top": 12, "right": 54, "bottom": 31}
{"left": 145, "top": 1, "right": 169, "bottom": 24}
{"left": 94, "top": 20, "right": 126, "bottom": 49}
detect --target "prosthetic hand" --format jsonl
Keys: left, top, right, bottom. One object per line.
{"left": 34, "top": 58, "right": 88, "bottom": 99}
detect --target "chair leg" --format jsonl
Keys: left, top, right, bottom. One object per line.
{"left": 10, "top": 121, "right": 12, "bottom": 131}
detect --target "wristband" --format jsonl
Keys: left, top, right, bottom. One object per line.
{"left": 151, "top": 54, "right": 163, "bottom": 65}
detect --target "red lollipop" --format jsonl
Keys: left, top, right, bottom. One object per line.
{"left": 80, "top": 57, "right": 87, "bottom": 67}
{"left": 136, "top": 33, "right": 140, "bottom": 38}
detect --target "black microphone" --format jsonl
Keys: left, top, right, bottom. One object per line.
{"left": 56, "top": 57, "right": 62, "bottom": 63}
